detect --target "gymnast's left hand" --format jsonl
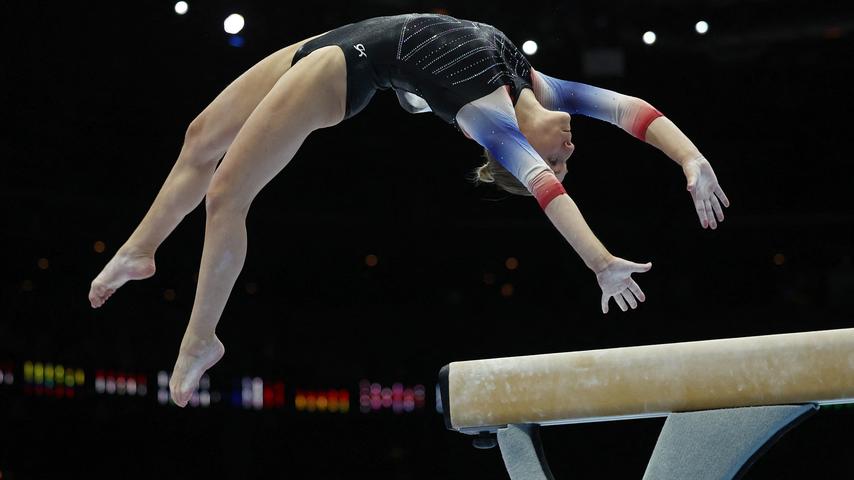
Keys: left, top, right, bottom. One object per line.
{"left": 595, "top": 257, "right": 651, "bottom": 314}
{"left": 683, "top": 156, "right": 730, "bottom": 229}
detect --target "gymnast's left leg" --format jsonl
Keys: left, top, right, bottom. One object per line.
{"left": 168, "top": 46, "right": 346, "bottom": 407}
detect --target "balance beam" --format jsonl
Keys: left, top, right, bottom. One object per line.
{"left": 438, "top": 328, "right": 854, "bottom": 479}
{"left": 440, "top": 328, "right": 854, "bottom": 432}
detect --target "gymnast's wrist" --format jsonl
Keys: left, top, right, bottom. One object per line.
{"left": 588, "top": 251, "right": 615, "bottom": 274}
{"left": 674, "top": 150, "right": 704, "bottom": 168}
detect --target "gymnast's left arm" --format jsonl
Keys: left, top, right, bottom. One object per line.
{"left": 531, "top": 69, "right": 731, "bottom": 229}
{"left": 457, "top": 87, "right": 652, "bottom": 313}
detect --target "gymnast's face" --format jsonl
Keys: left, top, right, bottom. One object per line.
{"left": 530, "top": 110, "right": 574, "bottom": 182}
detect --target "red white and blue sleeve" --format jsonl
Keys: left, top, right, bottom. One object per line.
{"left": 456, "top": 87, "right": 567, "bottom": 210}
{"left": 531, "top": 70, "right": 663, "bottom": 141}
{"left": 457, "top": 86, "right": 615, "bottom": 271}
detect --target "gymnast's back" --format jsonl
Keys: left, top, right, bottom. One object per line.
{"left": 291, "top": 13, "right": 534, "bottom": 126}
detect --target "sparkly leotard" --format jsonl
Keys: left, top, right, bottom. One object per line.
{"left": 292, "top": 13, "right": 662, "bottom": 210}
{"left": 291, "top": 13, "right": 532, "bottom": 125}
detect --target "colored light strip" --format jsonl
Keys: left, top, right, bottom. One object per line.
{"left": 359, "top": 380, "right": 426, "bottom": 414}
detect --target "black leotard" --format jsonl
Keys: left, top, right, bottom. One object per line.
{"left": 291, "top": 13, "right": 664, "bottom": 213}
{"left": 291, "top": 13, "right": 533, "bottom": 126}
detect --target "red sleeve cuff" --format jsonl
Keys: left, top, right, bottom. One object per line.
{"left": 530, "top": 172, "right": 567, "bottom": 209}
{"left": 632, "top": 106, "right": 663, "bottom": 141}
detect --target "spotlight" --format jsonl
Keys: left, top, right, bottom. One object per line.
{"left": 174, "top": 2, "right": 188, "bottom": 15}
{"left": 224, "top": 14, "right": 245, "bottom": 35}
{"left": 522, "top": 40, "right": 538, "bottom": 55}
{"left": 642, "top": 31, "right": 657, "bottom": 45}
{"left": 695, "top": 21, "right": 709, "bottom": 35}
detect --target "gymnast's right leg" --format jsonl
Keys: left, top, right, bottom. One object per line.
{"left": 88, "top": 36, "right": 321, "bottom": 308}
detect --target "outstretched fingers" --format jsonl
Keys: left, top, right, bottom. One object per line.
{"left": 613, "top": 294, "right": 628, "bottom": 312}
{"left": 705, "top": 199, "right": 717, "bottom": 229}
{"left": 715, "top": 185, "right": 731, "bottom": 208}
{"left": 694, "top": 195, "right": 709, "bottom": 228}
{"left": 599, "top": 260, "right": 651, "bottom": 314}
{"left": 628, "top": 279, "right": 646, "bottom": 302}
{"left": 621, "top": 291, "right": 638, "bottom": 309}
{"left": 711, "top": 195, "right": 725, "bottom": 223}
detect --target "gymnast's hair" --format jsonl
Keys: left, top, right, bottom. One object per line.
{"left": 472, "top": 147, "right": 531, "bottom": 196}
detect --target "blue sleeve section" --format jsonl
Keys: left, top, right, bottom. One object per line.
{"left": 456, "top": 100, "right": 549, "bottom": 188}
{"left": 536, "top": 72, "right": 624, "bottom": 124}
{"left": 535, "top": 71, "right": 663, "bottom": 139}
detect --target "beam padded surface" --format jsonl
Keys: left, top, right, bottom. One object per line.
{"left": 448, "top": 328, "right": 854, "bottom": 430}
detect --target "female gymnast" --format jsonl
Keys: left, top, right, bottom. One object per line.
{"left": 87, "top": 13, "right": 730, "bottom": 407}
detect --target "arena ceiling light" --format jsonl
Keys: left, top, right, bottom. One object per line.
{"left": 522, "top": 40, "right": 538, "bottom": 55}
{"left": 643, "top": 31, "right": 657, "bottom": 45}
{"left": 224, "top": 13, "right": 245, "bottom": 35}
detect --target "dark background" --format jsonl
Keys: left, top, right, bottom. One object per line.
{"left": 2, "top": 0, "right": 854, "bottom": 478}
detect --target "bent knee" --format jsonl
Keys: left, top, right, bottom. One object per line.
{"left": 205, "top": 180, "right": 252, "bottom": 217}
{"left": 181, "top": 114, "right": 227, "bottom": 166}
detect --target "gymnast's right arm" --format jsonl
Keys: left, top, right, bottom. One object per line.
{"left": 456, "top": 87, "right": 650, "bottom": 313}
{"left": 530, "top": 70, "right": 730, "bottom": 229}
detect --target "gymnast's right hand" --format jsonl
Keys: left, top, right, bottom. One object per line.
{"left": 595, "top": 257, "right": 652, "bottom": 313}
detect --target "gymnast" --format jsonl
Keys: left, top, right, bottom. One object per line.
{"left": 87, "top": 13, "right": 730, "bottom": 406}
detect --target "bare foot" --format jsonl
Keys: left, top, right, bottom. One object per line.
{"left": 169, "top": 334, "right": 225, "bottom": 407}
{"left": 88, "top": 246, "right": 156, "bottom": 308}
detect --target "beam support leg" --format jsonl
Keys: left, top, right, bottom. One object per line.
{"left": 497, "top": 424, "right": 555, "bottom": 480}
{"left": 643, "top": 404, "right": 818, "bottom": 480}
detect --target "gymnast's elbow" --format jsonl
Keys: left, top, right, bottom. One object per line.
{"left": 619, "top": 96, "right": 664, "bottom": 141}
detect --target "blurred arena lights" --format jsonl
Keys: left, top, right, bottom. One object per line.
{"left": 295, "top": 388, "right": 349, "bottom": 413}
{"left": 236, "top": 376, "right": 263, "bottom": 409}
{"left": 365, "top": 253, "right": 379, "bottom": 267}
{"left": 12, "top": 360, "right": 439, "bottom": 415}
{"left": 23, "top": 360, "right": 85, "bottom": 398}
{"left": 94, "top": 370, "right": 147, "bottom": 397}
{"left": 505, "top": 256, "right": 519, "bottom": 270}
{"left": 232, "top": 376, "right": 286, "bottom": 409}
{"left": 224, "top": 14, "right": 245, "bottom": 35}
{"left": 0, "top": 364, "right": 13, "bottom": 385}
{"left": 643, "top": 31, "right": 657, "bottom": 45}
{"left": 359, "top": 380, "right": 426, "bottom": 414}
{"left": 252, "top": 377, "right": 263, "bottom": 409}
{"left": 157, "top": 370, "right": 169, "bottom": 404}
{"left": 156, "top": 370, "right": 210, "bottom": 407}
{"left": 264, "top": 381, "right": 285, "bottom": 409}
{"left": 174, "top": 1, "right": 188, "bottom": 15}
{"left": 695, "top": 20, "right": 710, "bottom": 35}
{"left": 522, "top": 40, "right": 538, "bottom": 55}
{"left": 229, "top": 35, "right": 246, "bottom": 48}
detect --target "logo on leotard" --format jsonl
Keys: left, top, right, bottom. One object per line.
{"left": 354, "top": 44, "right": 367, "bottom": 58}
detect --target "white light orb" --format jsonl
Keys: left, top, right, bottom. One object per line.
{"left": 642, "top": 31, "right": 657, "bottom": 45}
{"left": 224, "top": 14, "right": 245, "bottom": 35}
{"left": 522, "top": 40, "right": 538, "bottom": 55}
{"left": 695, "top": 21, "right": 709, "bottom": 35}
{"left": 174, "top": 2, "right": 188, "bottom": 15}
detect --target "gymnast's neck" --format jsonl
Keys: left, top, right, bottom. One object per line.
{"left": 514, "top": 87, "right": 547, "bottom": 139}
